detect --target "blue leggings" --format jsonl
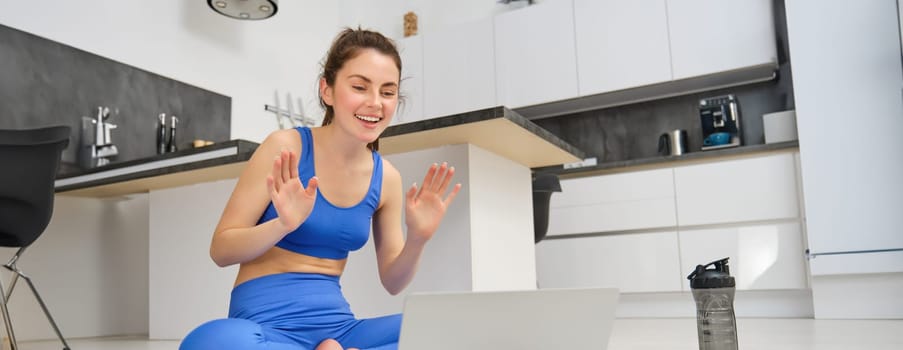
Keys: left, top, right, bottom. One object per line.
{"left": 180, "top": 273, "right": 401, "bottom": 350}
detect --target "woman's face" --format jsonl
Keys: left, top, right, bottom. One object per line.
{"left": 321, "top": 48, "right": 400, "bottom": 144}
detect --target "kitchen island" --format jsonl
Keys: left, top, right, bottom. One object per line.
{"left": 339, "top": 106, "right": 586, "bottom": 323}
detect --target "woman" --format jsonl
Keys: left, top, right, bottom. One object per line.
{"left": 180, "top": 28, "right": 461, "bottom": 350}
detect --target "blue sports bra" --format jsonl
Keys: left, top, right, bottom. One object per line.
{"left": 256, "top": 127, "right": 383, "bottom": 259}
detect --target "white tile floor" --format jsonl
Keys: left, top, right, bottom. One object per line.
{"left": 15, "top": 318, "right": 903, "bottom": 350}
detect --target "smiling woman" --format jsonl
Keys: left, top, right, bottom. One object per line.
{"left": 318, "top": 29, "right": 405, "bottom": 151}
{"left": 179, "top": 28, "right": 461, "bottom": 350}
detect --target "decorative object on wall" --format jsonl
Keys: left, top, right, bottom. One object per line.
{"left": 404, "top": 12, "right": 418, "bottom": 37}
{"left": 264, "top": 90, "right": 316, "bottom": 129}
{"left": 207, "top": 0, "right": 278, "bottom": 20}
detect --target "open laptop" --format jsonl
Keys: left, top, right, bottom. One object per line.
{"left": 398, "top": 287, "right": 619, "bottom": 350}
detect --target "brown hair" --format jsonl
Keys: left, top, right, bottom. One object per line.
{"left": 319, "top": 27, "right": 403, "bottom": 151}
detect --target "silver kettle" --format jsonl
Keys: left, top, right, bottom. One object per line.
{"left": 658, "top": 129, "right": 688, "bottom": 156}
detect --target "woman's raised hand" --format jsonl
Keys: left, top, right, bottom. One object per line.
{"left": 267, "top": 149, "right": 318, "bottom": 233}
{"left": 405, "top": 162, "right": 462, "bottom": 243}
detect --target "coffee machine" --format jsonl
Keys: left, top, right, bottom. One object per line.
{"left": 699, "top": 94, "right": 741, "bottom": 151}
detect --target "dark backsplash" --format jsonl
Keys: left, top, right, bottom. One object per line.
{"left": 534, "top": 0, "right": 794, "bottom": 163}
{"left": 0, "top": 23, "right": 231, "bottom": 174}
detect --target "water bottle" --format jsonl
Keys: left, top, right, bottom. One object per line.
{"left": 687, "top": 257, "right": 738, "bottom": 350}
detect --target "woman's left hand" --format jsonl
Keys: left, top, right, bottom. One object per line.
{"left": 405, "top": 162, "right": 462, "bottom": 243}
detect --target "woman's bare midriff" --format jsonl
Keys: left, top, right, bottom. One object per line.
{"left": 234, "top": 246, "right": 347, "bottom": 287}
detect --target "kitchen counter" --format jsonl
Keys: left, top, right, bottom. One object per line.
{"left": 535, "top": 140, "right": 800, "bottom": 179}
{"left": 55, "top": 139, "right": 258, "bottom": 197}
{"left": 55, "top": 106, "right": 585, "bottom": 198}
{"left": 382, "top": 106, "right": 586, "bottom": 167}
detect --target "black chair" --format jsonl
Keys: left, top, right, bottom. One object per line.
{"left": 0, "top": 126, "right": 71, "bottom": 350}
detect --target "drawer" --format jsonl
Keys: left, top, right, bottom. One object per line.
{"left": 678, "top": 221, "right": 808, "bottom": 291}
{"left": 536, "top": 232, "right": 683, "bottom": 293}
{"left": 548, "top": 168, "right": 676, "bottom": 235}
{"left": 673, "top": 153, "right": 799, "bottom": 226}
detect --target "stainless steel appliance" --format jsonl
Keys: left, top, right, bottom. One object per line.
{"left": 699, "top": 95, "right": 741, "bottom": 150}
{"left": 78, "top": 106, "right": 118, "bottom": 168}
{"left": 658, "top": 129, "right": 688, "bottom": 156}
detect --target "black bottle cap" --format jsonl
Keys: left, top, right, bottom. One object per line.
{"left": 687, "top": 257, "right": 736, "bottom": 289}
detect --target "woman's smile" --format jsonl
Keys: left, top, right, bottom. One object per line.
{"left": 354, "top": 114, "right": 383, "bottom": 130}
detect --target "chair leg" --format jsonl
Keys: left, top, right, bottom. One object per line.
{"left": 4, "top": 272, "right": 20, "bottom": 303}
{"left": 20, "top": 273, "right": 71, "bottom": 350}
{"left": 3, "top": 247, "right": 71, "bottom": 350}
{"left": 0, "top": 274, "right": 19, "bottom": 350}
{"left": 3, "top": 246, "right": 25, "bottom": 303}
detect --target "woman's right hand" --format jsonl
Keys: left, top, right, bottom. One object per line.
{"left": 266, "top": 149, "right": 318, "bottom": 233}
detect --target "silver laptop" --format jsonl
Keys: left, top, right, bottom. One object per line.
{"left": 398, "top": 288, "right": 619, "bottom": 350}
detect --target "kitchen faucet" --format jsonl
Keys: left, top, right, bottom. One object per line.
{"left": 78, "top": 106, "right": 119, "bottom": 168}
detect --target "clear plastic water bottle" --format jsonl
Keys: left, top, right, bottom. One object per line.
{"left": 687, "top": 257, "right": 738, "bottom": 350}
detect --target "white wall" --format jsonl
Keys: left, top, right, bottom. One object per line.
{"left": 149, "top": 180, "right": 238, "bottom": 340}
{"left": 0, "top": 0, "right": 341, "bottom": 144}
{"left": 0, "top": 196, "right": 149, "bottom": 341}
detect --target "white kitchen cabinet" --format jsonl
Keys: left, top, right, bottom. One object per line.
{"left": 785, "top": 0, "right": 903, "bottom": 319}
{"left": 422, "top": 17, "right": 496, "bottom": 119}
{"left": 494, "top": 0, "right": 579, "bottom": 108}
{"left": 547, "top": 168, "right": 676, "bottom": 236}
{"left": 678, "top": 222, "right": 808, "bottom": 291}
{"left": 574, "top": 0, "right": 672, "bottom": 95}
{"left": 395, "top": 35, "right": 424, "bottom": 125}
{"left": 666, "top": 0, "right": 778, "bottom": 80}
{"left": 786, "top": 0, "right": 903, "bottom": 257}
{"left": 536, "top": 232, "right": 683, "bottom": 293}
{"left": 673, "top": 153, "right": 799, "bottom": 226}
